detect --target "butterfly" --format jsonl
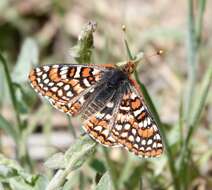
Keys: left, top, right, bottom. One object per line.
{"left": 28, "top": 61, "right": 163, "bottom": 157}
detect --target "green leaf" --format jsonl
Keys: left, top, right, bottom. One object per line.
{"left": 44, "top": 153, "right": 65, "bottom": 169}
{"left": 46, "top": 135, "right": 97, "bottom": 190}
{"left": 95, "top": 172, "right": 113, "bottom": 190}
{"left": 0, "top": 154, "right": 47, "bottom": 190}
{"left": 12, "top": 38, "right": 39, "bottom": 83}
{"left": 64, "top": 135, "right": 97, "bottom": 170}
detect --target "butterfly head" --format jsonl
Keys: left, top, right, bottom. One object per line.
{"left": 117, "top": 52, "right": 144, "bottom": 75}
{"left": 122, "top": 61, "right": 136, "bottom": 74}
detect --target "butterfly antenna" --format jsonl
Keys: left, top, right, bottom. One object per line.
{"left": 122, "top": 25, "right": 134, "bottom": 60}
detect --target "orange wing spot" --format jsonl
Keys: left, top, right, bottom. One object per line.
{"left": 72, "top": 102, "right": 81, "bottom": 110}
{"left": 98, "top": 120, "right": 107, "bottom": 128}
{"left": 98, "top": 136, "right": 104, "bottom": 143}
{"left": 132, "top": 148, "right": 139, "bottom": 155}
{"left": 73, "top": 84, "right": 84, "bottom": 94}
{"left": 90, "top": 131, "right": 98, "bottom": 138}
{"left": 82, "top": 68, "right": 91, "bottom": 77}
{"left": 69, "top": 67, "right": 76, "bottom": 77}
{"left": 156, "top": 149, "right": 163, "bottom": 156}
{"left": 29, "top": 70, "right": 36, "bottom": 81}
{"left": 101, "top": 63, "right": 116, "bottom": 68}
{"left": 131, "top": 98, "right": 141, "bottom": 110}
{"left": 145, "top": 151, "right": 151, "bottom": 157}
{"left": 150, "top": 149, "right": 156, "bottom": 157}
{"left": 45, "top": 91, "right": 52, "bottom": 97}
{"left": 125, "top": 142, "right": 133, "bottom": 150}
{"left": 137, "top": 112, "right": 146, "bottom": 121}
{"left": 52, "top": 94, "right": 59, "bottom": 101}
{"left": 68, "top": 79, "right": 78, "bottom": 86}
{"left": 150, "top": 149, "right": 162, "bottom": 157}
{"left": 90, "top": 117, "right": 99, "bottom": 125}
{"left": 49, "top": 68, "right": 60, "bottom": 82}
{"left": 62, "top": 106, "right": 68, "bottom": 113}
{"left": 138, "top": 128, "right": 154, "bottom": 138}
{"left": 84, "top": 122, "right": 93, "bottom": 130}
{"left": 118, "top": 138, "right": 126, "bottom": 145}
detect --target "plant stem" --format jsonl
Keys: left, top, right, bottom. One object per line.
{"left": 0, "top": 53, "right": 22, "bottom": 134}
{"left": 185, "top": 0, "right": 198, "bottom": 121}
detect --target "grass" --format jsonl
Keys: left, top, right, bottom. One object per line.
{"left": 0, "top": 0, "right": 211, "bottom": 189}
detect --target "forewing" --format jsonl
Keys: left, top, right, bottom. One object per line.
{"left": 29, "top": 64, "right": 106, "bottom": 116}
{"left": 112, "top": 84, "right": 163, "bottom": 157}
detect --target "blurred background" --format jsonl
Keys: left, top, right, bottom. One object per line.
{"left": 0, "top": 0, "right": 211, "bottom": 190}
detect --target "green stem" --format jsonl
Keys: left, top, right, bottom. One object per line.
{"left": 67, "top": 116, "right": 77, "bottom": 138}
{"left": 196, "top": 0, "right": 207, "bottom": 46}
{"left": 0, "top": 53, "right": 22, "bottom": 134}
{"left": 185, "top": 0, "right": 198, "bottom": 121}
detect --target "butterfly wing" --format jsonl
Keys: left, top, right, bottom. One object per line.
{"left": 82, "top": 86, "right": 124, "bottom": 147}
{"left": 112, "top": 82, "right": 163, "bottom": 157}
{"left": 29, "top": 64, "right": 108, "bottom": 116}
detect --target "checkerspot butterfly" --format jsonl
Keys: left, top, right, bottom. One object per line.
{"left": 29, "top": 61, "right": 163, "bottom": 157}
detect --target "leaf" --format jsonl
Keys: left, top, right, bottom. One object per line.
{"left": 44, "top": 153, "right": 65, "bottom": 169}
{"left": 46, "top": 135, "right": 97, "bottom": 190}
{"left": 12, "top": 38, "right": 39, "bottom": 83}
{"left": 95, "top": 172, "right": 113, "bottom": 190}
{"left": 0, "top": 154, "right": 47, "bottom": 190}
{"left": 64, "top": 135, "right": 97, "bottom": 170}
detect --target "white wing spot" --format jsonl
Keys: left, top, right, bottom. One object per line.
{"left": 67, "top": 91, "right": 73, "bottom": 97}
{"left": 60, "top": 69, "right": 68, "bottom": 76}
{"left": 83, "top": 78, "right": 91, "bottom": 87}
{"left": 131, "top": 128, "right": 136, "bottom": 135}
{"left": 37, "top": 71, "right": 43, "bottom": 76}
{"left": 51, "top": 87, "right": 58, "bottom": 92}
{"left": 57, "top": 89, "right": 63, "bottom": 97}
{"left": 43, "top": 66, "right": 50, "bottom": 71}
{"left": 105, "top": 114, "right": 112, "bottom": 120}
{"left": 136, "top": 136, "right": 140, "bottom": 142}
{"left": 94, "top": 125, "right": 102, "bottom": 132}
{"left": 36, "top": 68, "right": 41, "bottom": 72}
{"left": 116, "top": 124, "right": 122, "bottom": 131}
{"left": 48, "top": 82, "right": 54, "bottom": 87}
{"left": 134, "top": 109, "right": 142, "bottom": 117}
{"left": 128, "top": 135, "right": 134, "bottom": 142}
{"left": 44, "top": 78, "right": 49, "bottom": 84}
{"left": 141, "top": 139, "right": 146, "bottom": 145}
{"left": 42, "top": 74, "right": 47, "bottom": 80}
{"left": 64, "top": 84, "right": 70, "bottom": 91}
{"left": 147, "top": 139, "right": 153, "bottom": 145}
{"left": 124, "top": 123, "right": 131, "bottom": 130}
{"left": 144, "top": 119, "right": 148, "bottom": 128}
{"left": 138, "top": 122, "right": 143, "bottom": 128}
{"left": 107, "top": 102, "right": 114, "bottom": 108}
{"left": 121, "top": 132, "right": 128, "bottom": 138}
{"left": 57, "top": 82, "right": 64, "bottom": 87}
{"left": 102, "top": 130, "right": 109, "bottom": 137}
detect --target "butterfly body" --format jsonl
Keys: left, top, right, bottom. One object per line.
{"left": 29, "top": 62, "right": 163, "bottom": 157}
